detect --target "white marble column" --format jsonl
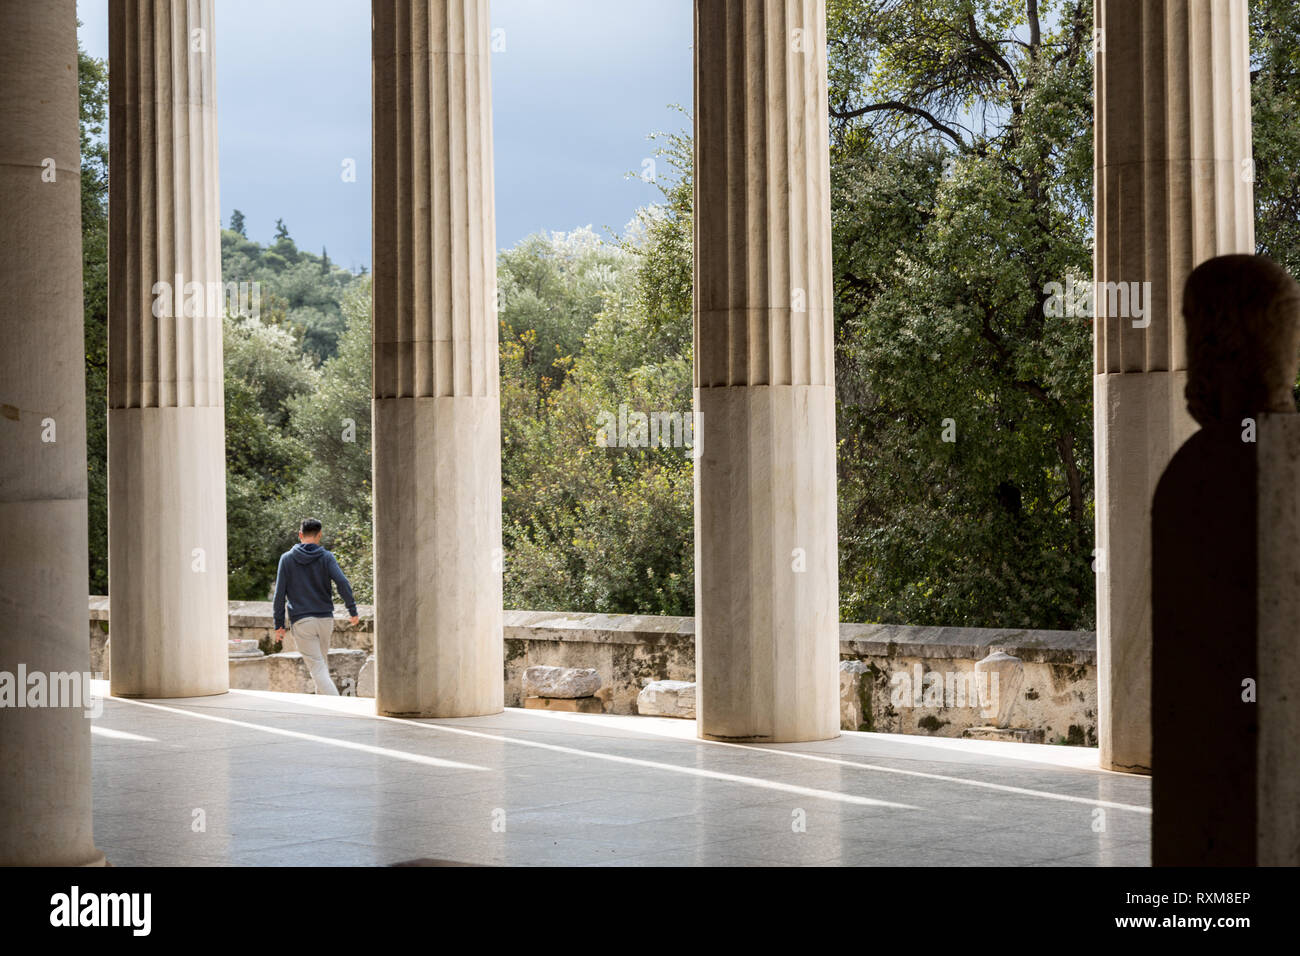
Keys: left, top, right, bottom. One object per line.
{"left": 108, "top": 0, "right": 228, "bottom": 698}
{"left": 371, "top": 0, "right": 504, "bottom": 717}
{"left": 1094, "top": 0, "right": 1254, "bottom": 772}
{"left": 0, "top": 0, "right": 105, "bottom": 865}
{"left": 693, "top": 0, "right": 840, "bottom": 742}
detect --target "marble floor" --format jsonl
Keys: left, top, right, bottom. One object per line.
{"left": 89, "top": 681, "right": 1150, "bottom": 866}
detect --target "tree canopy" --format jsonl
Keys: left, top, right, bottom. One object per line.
{"left": 75, "top": 5, "right": 1300, "bottom": 631}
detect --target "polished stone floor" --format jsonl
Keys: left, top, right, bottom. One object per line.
{"left": 90, "top": 681, "right": 1150, "bottom": 866}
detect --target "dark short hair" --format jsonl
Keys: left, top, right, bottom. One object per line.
{"left": 301, "top": 518, "right": 323, "bottom": 535}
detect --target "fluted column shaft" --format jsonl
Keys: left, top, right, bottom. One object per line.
{"left": 1094, "top": 0, "right": 1254, "bottom": 771}
{"left": 693, "top": 0, "right": 839, "bottom": 742}
{"left": 371, "top": 0, "right": 504, "bottom": 717}
{"left": 108, "top": 0, "right": 228, "bottom": 697}
{"left": 0, "top": 0, "right": 105, "bottom": 865}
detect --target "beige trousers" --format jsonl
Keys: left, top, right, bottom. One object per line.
{"left": 290, "top": 616, "right": 339, "bottom": 695}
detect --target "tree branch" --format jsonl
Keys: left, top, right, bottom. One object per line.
{"left": 828, "top": 100, "right": 971, "bottom": 150}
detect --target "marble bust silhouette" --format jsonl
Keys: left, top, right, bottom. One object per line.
{"left": 1151, "top": 254, "right": 1300, "bottom": 866}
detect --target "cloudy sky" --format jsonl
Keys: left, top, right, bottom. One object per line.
{"left": 76, "top": 0, "right": 694, "bottom": 271}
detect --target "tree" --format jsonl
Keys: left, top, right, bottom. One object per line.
{"left": 280, "top": 279, "right": 375, "bottom": 602}
{"left": 78, "top": 35, "right": 109, "bottom": 595}
{"left": 827, "top": 0, "right": 1096, "bottom": 628}
{"left": 626, "top": 121, "right": 693, "bottom": 330}
{"left": 1252, "top": 0, "right": 1300, "bottom": 280}
{"left": 824, "top": 0, "right": 1300, "bottom": 629}
{"left": 497, "top": 226, "right": 633, "bottom": 395}
{"left": 498, "top": 137, "right": 696, "bottom": 616}
{"left": 73, "top": 1, "right": 1295, "bottom": 626}
{"left": 223, "top": 316, "right": 318, "bottom": 599}
{"left": 220, "top": 228, "right": 358, "bottom": 362}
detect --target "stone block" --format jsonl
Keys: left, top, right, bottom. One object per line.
{"left": 521, "top": 665, "right": 601, "bottom": 699}
{"left": 638, "top": 679, "right": 696, "bottom": 718}
{"left": 227, "top": 649, "right": 368, "bottom": 695}
{"left": 974, "top": 651, "right": 1023, "bottom": 727}
{"left": 357, "top": 655, "right": 376, "bottom": 698}
{"left": 839, "top": 660, "right": 869, "bottom": 731}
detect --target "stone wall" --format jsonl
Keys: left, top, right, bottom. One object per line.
{"left": 89, "top": 596, "right": 371, "bottom": 697}
{"left": 838, "top": 623, "right": 1096, "bottom": 745}
{"left": 87, "top": 598, "right": 1096, "bottom": 742}
{"left": 502, "top": 611, "right": 696, "bottom": 714}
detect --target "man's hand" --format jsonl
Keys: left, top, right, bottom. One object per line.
{"left": 274, "top": 627, "right": 285, "bottom": 642}
{"left": 349, "top": 615, "right": 360, "bottom": 627}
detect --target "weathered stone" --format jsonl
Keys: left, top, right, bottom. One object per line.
{"left": 638, "top": 680, "right": 696, "bottom": 719}
{"left": 839, "top": 660, "right": 869, "bottom": 731}
{"left": 228, "top": 639, "right": 262, "bottom": 659}
{"left": 1259, "top": 414, "right": 1300, "bottom": 865}
{"left": 91, "top": 598, "right": 1101, "bottom": 739}
{"left": 521, "top": 665, "right": 600, "bottom": 699}
{"left": 97, "top": 635, "right": 110, "bottom": 681}
{"left": 974, "top": 651, "right": 1023, "bottom": 728}
{"left": 524, "top": 697, "right": 603, "bottom": 713}
{"left": 228, "top": 649, "right": 367, "bottom": 696}
{"left": 357, "top": 655, "right": 375, "bottom": 698}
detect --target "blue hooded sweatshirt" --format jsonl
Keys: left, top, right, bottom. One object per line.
{"left": 272, "top": 542, "right": 358, "bottom": 630}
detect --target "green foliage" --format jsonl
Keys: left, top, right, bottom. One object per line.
{"left": 75, "top": 4, "right": 1300, "bottom": 631}
{"left": 499, "top": 151, "right": 696, "bottom": 614}
{"left": 75, "top": 35, "right": 367, "bottom": 600}
{"left": 223, "top": 316, "right": 317, "bottom": 598}
{"left": 220, "top": 226, "right": 359, "bottom": 363}
{"left": 1253, "top": 0, "right": 1300, "bottom": 280}
{"left": 79, "top": 38, "right": 109, "bottom": 595}
{"left": 277, "top": 279, "right": 375, "bottom": 603}
{"left": 498, "top": 226, "right": 633, "bottom": 394}
{"left": 216, "top": 229, "right": 364, "bottom": 598}
{"left": 830, "top": 0, "right": 1096, "bottom": 629}
{"left": 627, "top": 118, "right": 694, "bottom": 330}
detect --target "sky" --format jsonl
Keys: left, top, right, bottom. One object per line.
{"left": 76, "top": 0, "right": 694, "bottom": 272}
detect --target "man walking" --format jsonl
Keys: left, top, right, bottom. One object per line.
{"left": 272, "top": 518, "right": 360, "bottom": 696}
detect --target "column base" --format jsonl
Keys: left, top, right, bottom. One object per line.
{"left": 1094, "top": 371, "right": 1196, "bottom": 775}
{"left": 108, "top": 406, "right": 229, "bottom": 699}
{"left": 373, "top": 396, "right": 504, "bottom": 719}
{"left": 694, "top": 384, "right": 840, "bottom": 744}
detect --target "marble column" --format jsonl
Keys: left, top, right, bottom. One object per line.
{"left": 108, "top": 0, "right": 228, "bottom": 698}
{"left": 693, "top": 0, "right": 840, "bottom": 742}
{"left": 1093, "top": 0, "right": 1254, "bottom": 772}
{"left": 371, "top": 0, "right": 504, "bottom": 718}
{"left": 0, "top": 0, "right": 105, "bottom": 865}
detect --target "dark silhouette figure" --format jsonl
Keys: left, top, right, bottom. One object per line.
{"left": 1152, "top": 254, "right": 1300, "bottom": 866}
